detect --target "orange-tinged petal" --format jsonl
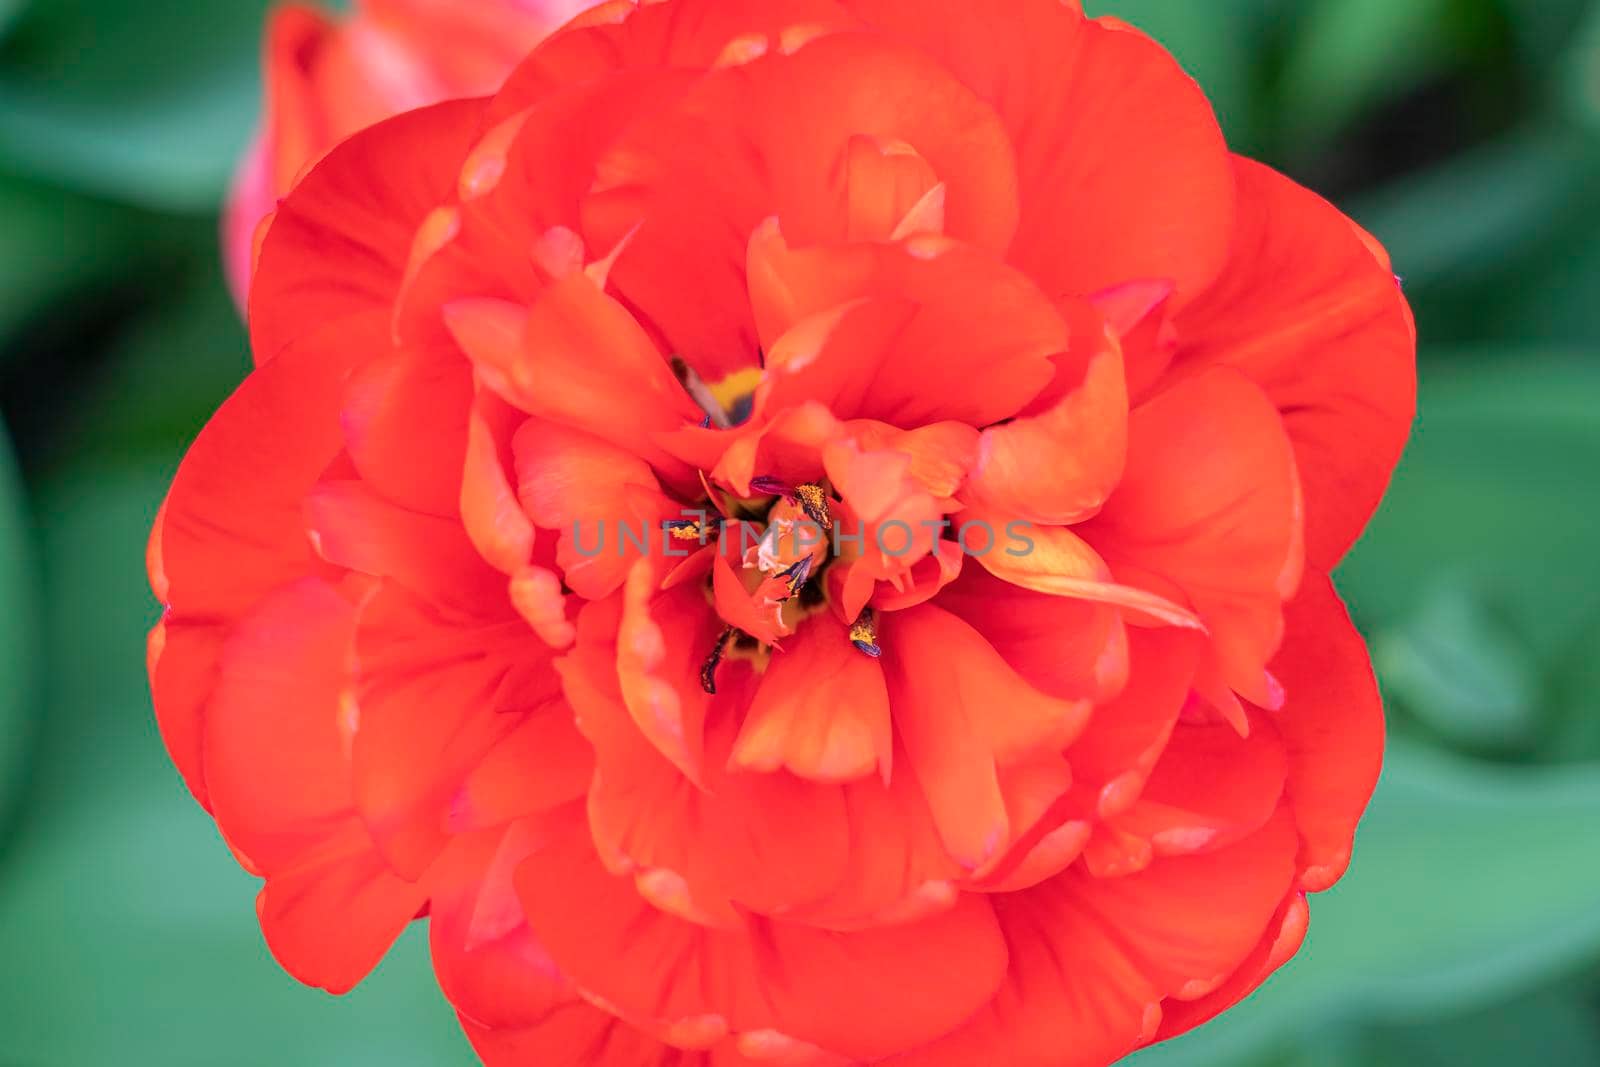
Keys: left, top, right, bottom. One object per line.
{"left": 146, "top": 616, "right": 222, "bottom": 810}
{"left": 563, "top": 598, "right": 853, "bottom": 914}
{"left": 341, "top": 346, "right": 472, "bottom": 516}
{"left": 461, "top": 384, "right": 537, "bottom": 575}
{"left": 615, "top": 565, "right": 720, "bottom": 785}
{"left": 444, "top": 275, "right": 702, "bottom": 482}
{"left": 1086, "top": 716, "right": 1287, "bottom": 876}
{"left": 936, "top": 564, "right": 1129, "bottom": 704}
{"left": 429, "top": 822, "right": 574, "bottom": 1032}
{"left": 203, "top": 578, "right": 359, "bottom": 873}
{"left": 1067, "top": 627, "right": 1204, "bottom": 817}
{"left": 1271, "top": 573, "right": 1385, "bottom": 891}
{"left": 305, "top": 478, "right": 507, "bottom": 614}
{"left": 450, "top": 709, "right": 593, "bottom": 834}
{"left": 892, "top": 807, "right": 1296, "bottom": 1067}
{"left": 748, "top": 228, "right": 1060, "bottom": 427}
{"left": 732, "top": 613, "right": 891, "bottom": 784}
{"left": 1174, "top": 156, "right": 1416, "bottom": 570}
{"left": 1081, "top": 366, "right": 1302, "bottom": 704}
{"left": 584, "top": 30, "right": 1019, "bottom": 377}
{"left": 517, "top": 813, "right": 1007, "bottom": 1061}
{"left": 974, "top": 523, "right": 1204, "bottom": 630}
{"left": 257, "top": 823, "right": 430, "bottom": 995}
{"left": 159, "top": 314, "right": 374, "bottom": 620}
{"left": 250, "top": 98, "right": 489, "bottom": 362}
{"left": 845, "top": 0, "right": 1234, "bottom": 305}
{"left": 513, "top": 417, "right": 676, "bottom": 600}
{"left": 1155, "top": 891, "right": 1310, "bottom": 1041}
{"left": 350, "top": 584, "right": 560, "bottom": 877}
{"left": 844, "top": 135, "right": 942, "bottom": 242}
{"left": 885, "top": 604, "right": 1087, "bottom": 870}
{"left": 962, "top": 304, "right": 1128, "bottom": 525}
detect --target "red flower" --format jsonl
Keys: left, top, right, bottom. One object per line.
{"left": 224, "top": 0, "right": 596, "bottom": 298}
{"left": 154, "top": 1, "right": 1417, "bottom": 1063}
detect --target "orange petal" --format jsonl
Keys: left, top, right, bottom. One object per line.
{"left": 341, "top": 346, "right": 471, "bottom": 516}
{"left": 846, "top": 0, "right": 1234, "bottom": 306}
{"left": 1087, "top": 716, "right": 1287, "bottom": 876}
{"left": 884, "top": 604, "right": 1088, "bottom": 869}
{"left": 251, "top": 98, "right": 488, "bottom": 361}
{"left": 428, "top": 822, "right": 574, "bottom": 1031}
{"left": 893, "top": 807, "right": 1297, "bottom": 1067}
{"left": 517, "top": 813, "right": 1007, "bottom": 1061}
{"left": 1066, "top": 627, "right": 1204, "bottom": 817}
{"left": 444, "top": 274, "right": 701, "bottom": 481}
{"left": 1081, "top": 366, "right": 1302, "bottom": 703}
{"left": 450, "top": 708, "right": 592, "bottom": 834}
{"left": 936, "top": 562, "right": 1129, "bottom": 704}
{"left": 961, "top": 302, "right": 1128, "bottom": 525}
{"left": 160, "top": 314, "right": 372, "bottom": 619}
{"left": 461, "top": 384, "right": 536, "bottom": 575}
{"left": 973, "top": 523, "right": 1204, "bottom": 630}
{"left": 584, "top": 29, "right": 1018, "bottom": 378}
{"left": 1270, "top": 573, "right": 1385, "bottom": 891}
{"left": 512, "top": 417, "right": 675, "bottom": 600}
{"left": 257, "top": 823, "right": 430, "bottom": 995}
{"left": 351, "top": 584, "right": 560, "bottom": 877}
{"left": 305, "top": 477, "right": 507, "bottom": 614}
{"left": 732, "top": 613, "right": 892, "bottom": 784}
{"left": 1173, "top": 157, "right": 1416, "bottom": 570}
{"left": 748, "top": 228, "right": 1061, "bottom": 427}
{"left": 203, "top": 578, "right": 359, "bottom": 873}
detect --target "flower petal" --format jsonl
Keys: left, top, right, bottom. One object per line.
{"left": 251, "top": 98, "right": 489, "bottom": 361}
{"left": 517, "top": 813, "right": 1008, "bottom": 1061}
{"left": 1174, "top": 157, "right": 1416, "bottom": 569}
{"left": 845, "top": 0, "right": 1234, "bottom": 304}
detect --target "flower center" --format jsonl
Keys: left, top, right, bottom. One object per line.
{"left": 695, "top": 474, "right": 879, "bottom": 693}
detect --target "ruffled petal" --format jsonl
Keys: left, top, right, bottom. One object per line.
{"left": 351, "top": 584, "right": 561, "bottom": 877}
{"left": 203, "top": 577, "right": 427, "bottom": 992}
{"left": 517, "top": 813, "right": 1008, "bottom": 1061}
{"left": 748, "top": 226, "right": 1059, "bottom": 427}
{"left": 961, "top": 299, "right": 1127, "bottom": 525}
{"left": 844, "top": 0, "right": 1235, "bottom": 304}
{"left": 251, "top": 98, "right": 489, "bottom": 361}
{"left": 341, "top": 346, "right": 472, "bottom": 516}
{"left": 1271, "top": 574, "right": 1385, "bottom": 891}
{"left": 732, "top": 613, "right": 892, "bottom": 784}
{"left": 884, "top": 604, "right": 1088, "bottom": 871}
{"left": 1173, "top": 157, "right": 1416, "bottom": 570}
{"left": 892, "top": 807, "right": 1297, "bottom": 1067}
{"left": 580, "top": 29, "right": 1019, "bottom": 377}
{"left": 1081, "top": 367, "right": 1303, "bottom": 707}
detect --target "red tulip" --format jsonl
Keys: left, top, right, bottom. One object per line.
{"left": 158, "top": 1, "right": 1417, "bottom": 1062}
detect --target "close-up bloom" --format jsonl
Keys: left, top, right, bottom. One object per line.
{"left": 224, "top": 0, "right": 595, "bottom": 298}
{"left": 150, "top": 0, "right": 1417, "bottom": 1063}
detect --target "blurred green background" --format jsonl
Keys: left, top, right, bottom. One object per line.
{"left": 0, "top": 0, "right": 1596, "bottom": 1063}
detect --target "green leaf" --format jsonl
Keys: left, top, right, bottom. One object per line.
{"left": 0, "top": 416, "right": 34, "bottom": 843}
{"left": 1128, "top": 743, "right": 1600, "bottom": 1065}
{"left": 0, "top": 0, "right": 273, "bottom": 210}
{"left": 66, "top": 259, "right": 252, "bottom": 460}
{"left": 0, "top": 460, "right": 472, "bottom": 1065}
{"left": 1371, "top": 583, "right": 1539, "bottom": 753}
{"left": 1349, "top": 126, "right": 1600, "bottom": 296}
{"left": 1539, "top": 609, "right": 1600, "bottom": 763}
{"left": 1218, "top": 985, "right": 1600, "bottom": 1067}
{"left": 1338, "top": 352, "right": 1600, "bottom": 661}
{"left": 1278, "top": 0, "right": 1459, "bottom": 149}
{"left": 0, "top": 177, "right": 170, "bottom": 351}
{"left": 1363, "top": 985, "right": 1600, "bottom": 1066}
